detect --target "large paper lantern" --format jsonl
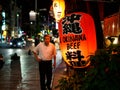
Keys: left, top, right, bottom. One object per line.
{"left": 52, "top": 0, "right": 65, "bottom": 22}
{"left": 58, "top": 12, "right": 97, "bottom": 65}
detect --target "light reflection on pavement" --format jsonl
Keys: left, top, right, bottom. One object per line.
{"left": 0, "top": 44, "right": 62, "bottom": 90}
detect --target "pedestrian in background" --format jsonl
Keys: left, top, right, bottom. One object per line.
{"left": 35, "top": 35, "right": 40, "bottom": 46}
{"left": 0, "top": 54, "right": 4, "bottom": 69}
{"left": 32, "top": 34, "right": 56, "bottom": 90}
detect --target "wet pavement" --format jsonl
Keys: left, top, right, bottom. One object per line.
{"left": 0, "top": 46, "right": 64, "bottom": 90}
{"left": 52, "top": 61, "right": 67, "bottom": 90}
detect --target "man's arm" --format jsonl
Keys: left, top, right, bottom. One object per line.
{"left": 32, "top": 51, "right": 41, "bottom": 62}
{"left": 53, "top": 55, "right": 56, "bottom": 69}
{"left": 53, "top": 45, "right": 56, "bottom": 69}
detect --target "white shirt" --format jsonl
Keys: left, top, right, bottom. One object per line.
{"left": 33, "top": 42, "right": 56, "bottom": 61}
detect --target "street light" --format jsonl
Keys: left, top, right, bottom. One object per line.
{"left": 29, "top": 10, "right": 37, "bottom": 37}
{"left": 29, "top": 10, "right": 36, "bottom": 21}
{"left": 17, "top": 13, "right": 19, "bottom": 31}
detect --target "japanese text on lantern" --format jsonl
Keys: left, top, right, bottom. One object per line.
{"left": 59, "top": 12, "right": 97, "bottom": 62}
{"left": 61, "top": 13, "right": 86, "bottom": 61}
{"left": 62, "top": 14, "right": 82, "bottom": 34}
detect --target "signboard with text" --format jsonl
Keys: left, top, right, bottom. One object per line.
{"left": 58, "top": 12, "right": 97, "bottom": 63}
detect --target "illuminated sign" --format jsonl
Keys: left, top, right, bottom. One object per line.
{"left": 58, "top": 12, "right": 97, "bottom": 63}
{"left": 52, "top": 0, "right": 65, "bottom": 22}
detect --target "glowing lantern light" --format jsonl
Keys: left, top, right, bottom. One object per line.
{"left": 52, "top": 0, "right": 65, "bottom": 22}
{"left": 58, "top": 12, "right": 97, "bottom": 65}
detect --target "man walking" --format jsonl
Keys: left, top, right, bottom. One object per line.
{"left": 33, "top": 34, "right": 56, "bottom": 90}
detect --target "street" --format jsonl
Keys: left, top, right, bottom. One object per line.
{"left": 0, "top": 42, "right": 62, "bottom": 90}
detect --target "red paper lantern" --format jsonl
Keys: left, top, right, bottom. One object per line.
{"left": 58, "top": 12, "right": 97, "bottom": 62}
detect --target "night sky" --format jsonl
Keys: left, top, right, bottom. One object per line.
{"left": 0, "top": 0, "right": 119, "bottom": 24}
{"left": 17, "top": 0, "right": 52, "bottom": 23}
{"left": 19, "top": 0, "right": 119, "bottom": 23}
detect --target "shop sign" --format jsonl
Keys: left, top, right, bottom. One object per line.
{"left": 58, "top": 12, "right": 97, "bottom": 62}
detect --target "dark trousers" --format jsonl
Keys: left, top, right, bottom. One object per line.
{"left": 39, "top": 60, "right": 52, "bottom": 90}
{"left": 0, "top": 60, "right": 4, "bottom": 69}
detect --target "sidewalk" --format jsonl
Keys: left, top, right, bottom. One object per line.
{"left": 0, "top": 46, "right": 65, "bottom": 90}
{"left": 52, "top": 60, "right": 67, "bottom": 90}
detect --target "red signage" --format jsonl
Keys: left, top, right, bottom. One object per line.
{"left": 58, "top": 12, "right": 97, "bottom": 62}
